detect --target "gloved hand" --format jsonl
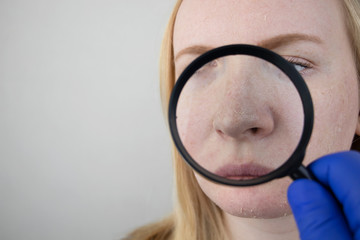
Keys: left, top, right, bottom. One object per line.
{"left": 287, "top": 151, "right": 360, "bottom": 240}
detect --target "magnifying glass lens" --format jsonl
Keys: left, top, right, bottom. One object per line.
{"left": 176, "top": 55, "right": 304, "bottom": 181}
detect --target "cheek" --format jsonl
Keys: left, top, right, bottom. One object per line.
{"left": 176, "top": 95, "right": 214, "bottom": 156}
{"left": 304, "top": 73, "right": 359, "bottom": 164}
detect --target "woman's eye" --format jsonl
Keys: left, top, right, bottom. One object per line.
{"left": 285, "top": 56, "right": 313, "bottom": 74}
{"left": 200, "top": 60, "right": 218, "bottom": 71}
{"left": 194, "top": 60, "right": 218, "bottom": 76}
{"left": 292, "top": 63, "right": 306, "bottom": 72}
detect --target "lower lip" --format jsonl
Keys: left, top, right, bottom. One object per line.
{"left": 215, "top": 163, "right": 273, "bottom": 180}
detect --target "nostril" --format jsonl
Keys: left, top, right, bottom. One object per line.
{"left": 215, "top": 125, "right": 263, "bottom": 137}
{"left": 251, "top": 128, "right": 258, "bottom": 134}
{"left": 216, "top": 129, "right": 224, "bottom": 135}
{"left": 213, "top": 108, "right": 275, "bottom": 140}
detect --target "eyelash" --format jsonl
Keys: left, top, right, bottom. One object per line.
{"left": 285, "top": 56, "right": 313, "bottom": 74}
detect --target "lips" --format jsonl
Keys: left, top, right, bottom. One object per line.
{"left": 214, "top": 163, "right": 273, "bottom": 180}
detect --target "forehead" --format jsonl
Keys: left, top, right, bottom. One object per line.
{"left": 173, "top": 0, "right": 345, "bottom": 54}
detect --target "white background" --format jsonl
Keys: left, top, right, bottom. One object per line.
{"left": 0, "top": 0, "right": 175, "bottom": 239}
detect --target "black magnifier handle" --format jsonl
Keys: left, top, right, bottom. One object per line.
{"left": 290, "top": 164, "right": 316, "bottom": 180}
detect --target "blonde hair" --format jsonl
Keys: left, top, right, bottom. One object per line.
{"left": 126, "top": 0, "right": 360, "bottom": 239}
{"left": 344, "top": 0, "right": 360, "bottom": 150}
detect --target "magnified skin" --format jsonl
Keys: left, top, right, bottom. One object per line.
{"left": 176, "top": 55, "right": 303, "bottom": 180}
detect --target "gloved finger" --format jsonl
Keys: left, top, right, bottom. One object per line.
{"left": 288, "top": 179, "right": 352, "bottom": 240}
{"left": 309, "top": 151, "right": 360, "bottom": 238}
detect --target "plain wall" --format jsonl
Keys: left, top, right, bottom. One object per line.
{"left": 0, "top": 1, "right": 175, "bottom": 239}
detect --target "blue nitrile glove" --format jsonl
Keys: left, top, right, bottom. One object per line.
{"left": 288, "top": 151, "right": 360, "bottom": 240}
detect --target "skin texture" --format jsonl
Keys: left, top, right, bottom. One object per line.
{"left": 177, "top": 55, "right": 303, "bottom": 176}
{"left": 173, "top": 0, "right": 360, "bottom": 239}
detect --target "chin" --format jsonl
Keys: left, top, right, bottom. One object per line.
{"left": 195, "top": 174, "right": 293, "bottom": 219}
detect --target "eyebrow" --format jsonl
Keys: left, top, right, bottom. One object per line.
{"left": 174, "top": 45, "right": 213, "bottom": 62}
{"left": 174, "top": 33, "right": 323, "bottom": 62}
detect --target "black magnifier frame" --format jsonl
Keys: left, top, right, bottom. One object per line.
{"left": 168, "top": 44, "right": 314, "bottom": 186}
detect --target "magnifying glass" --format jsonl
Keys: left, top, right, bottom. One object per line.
{"left": 168, "top": 44, "right": 314, "bottom": 186}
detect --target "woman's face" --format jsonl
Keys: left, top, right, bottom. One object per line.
{"left": 173, "top": 0, "right": 360, "bottom": 218}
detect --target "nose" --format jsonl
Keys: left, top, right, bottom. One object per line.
{"left": 213, "top": 63, "right": 275, "bottom": 141}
